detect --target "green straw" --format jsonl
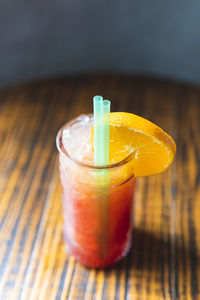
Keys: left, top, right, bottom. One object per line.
{"left": 93, "top": 96, "right": 110, "bottom": 166}
{"left": 102, "top": 100, "right": 110, "bottom": 165}
{"left": 93, "top": 95, "right": 103, "bottom": 166}
{"left": 93, "top": 96, "right": 111, "bottom": 255}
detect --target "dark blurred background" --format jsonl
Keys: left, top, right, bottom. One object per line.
{"left": 1, "top": 0, "right": 200, "bottom": 87}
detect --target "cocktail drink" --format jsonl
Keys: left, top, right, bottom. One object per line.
{"left": 56, "top": 97, "right": 176, "bottom": 268}
{"left": 56, "top": 115, "right": 136, "bottom": 268}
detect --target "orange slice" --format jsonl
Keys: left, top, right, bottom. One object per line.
{"left": 91, "top": 112, "right": 176, "bottom": 177}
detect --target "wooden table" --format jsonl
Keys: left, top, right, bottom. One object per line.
{"left": 0, "top": 75, "right": 200, "bottom": 300}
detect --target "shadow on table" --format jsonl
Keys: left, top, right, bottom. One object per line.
{"left": 103, "top": 227, "right": 199, "bottom": 295}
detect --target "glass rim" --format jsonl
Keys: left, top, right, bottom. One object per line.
{"left": 56, "top": 114, "right": 135, "bottom": 171}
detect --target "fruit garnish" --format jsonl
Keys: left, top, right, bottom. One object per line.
{"left": 91, "top": 112, "right": 176, "bottom": 177}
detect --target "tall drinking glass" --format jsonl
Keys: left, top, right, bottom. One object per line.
{"left": 56, "top": 115, "right": 136, "bottom": 268}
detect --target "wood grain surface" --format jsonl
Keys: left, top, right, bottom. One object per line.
{"left": 0, "top": 74, "right": 200, "bottom": 300}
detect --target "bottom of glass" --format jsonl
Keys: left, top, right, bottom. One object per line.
{"left": 63, "top": 228, "right": 132, "bottom": 268}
